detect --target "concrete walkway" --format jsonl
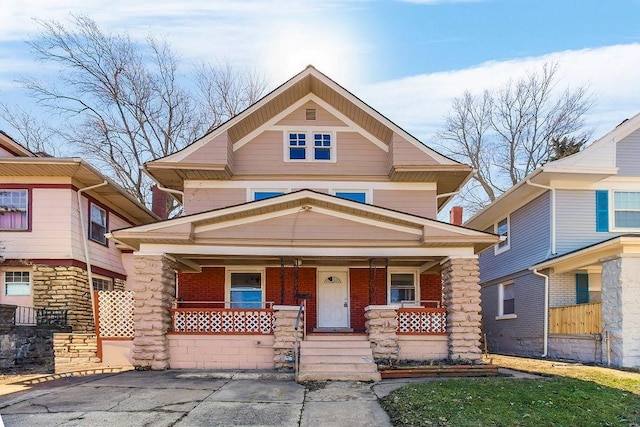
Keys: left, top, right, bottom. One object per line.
{"left": 0, "top": 370, "right": 393, "bottom": 426}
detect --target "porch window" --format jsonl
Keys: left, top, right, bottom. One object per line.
{"left": 576, "top": 273, "right": 589, "bottom": 304}
{"left": 92, "top": 275, "right": 114, "bottom": 291}
{"left": 229, "top": 272, "right": 263, "bottom": 308}
{"left": 494, "top": 216, "right": 510, "bottom": 254}
{"left": 0, "top": 189, "right": 29, "bottom": 231}
{"left": 497, "top": 281, "right": 516, "bottom": 319}
{"left": 389, "top": 272, "right": 416, "bottom": 304}
{"left": 89, "top": 202, "right": 107, "bottom": 245}
{"left": 4, "top": 271, "right": 31, "bottom": 296}
{"left": 613, "top": 191, "right": 640, "bottom": 229}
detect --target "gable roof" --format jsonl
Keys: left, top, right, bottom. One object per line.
{"left": 110, "top": 189, "right": 498, "bottom": 268}
{"left": 144, "top": 66, "right": 472, "bottom": 208}
{"left": 0, "top": 131, "right": 36, "bottom": 157}
{"left": 465, "top": 112, "right": 640, "bottom": 231}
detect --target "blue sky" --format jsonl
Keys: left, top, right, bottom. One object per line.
{"left": 1, "top": 0, "right": 639, "bottom": 144}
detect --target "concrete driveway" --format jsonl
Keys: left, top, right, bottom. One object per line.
{"left": 0, "top": 370, "right": 399, "bottom": 426}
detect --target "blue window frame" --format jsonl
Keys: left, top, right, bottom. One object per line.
{"left": 230, "top": 272, "right": 262, "bottom": 309}
{"left": 288, "top": 133, "right": 306, "bottom": 160}
{"left": 254, "top": 191, "right": 284, "bottom": 201}
{"left": 314, "top": 133, "right": 332, "bottom": 160}
{"left": 576, "top": 274, "right": 589, "bottom": 304}
{"left": 335, "top": 192, "right": 366, "bottom": 203}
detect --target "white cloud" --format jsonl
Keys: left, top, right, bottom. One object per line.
{"left": 359, "top": 44, "right": 640, "bottom": 143}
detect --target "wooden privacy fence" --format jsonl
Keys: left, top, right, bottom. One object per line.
{"left": 549, "top": 302, "right": 602, "bottom": 334}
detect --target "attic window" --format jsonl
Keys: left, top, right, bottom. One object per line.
{"left": 305, "top": 109, "right": 316, "bottom": 121}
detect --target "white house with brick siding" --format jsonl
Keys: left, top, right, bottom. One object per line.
{"left": 0, "top": 130, "right": 158, "bottom": 332}
{"left": 109, "top": 66, "right": 499, "bottom": 380}
{"left": 466, "top": 113, "right": 640, "bottom": 368}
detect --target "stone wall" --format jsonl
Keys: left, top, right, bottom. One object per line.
{"left": 272, "top": 306, "right": 304, "bottom": 370}
{"left": 364, "top": 306, "right": 399, "bottom": 361}
{"left": 130, "top": 255, "right": 177, "bottom": 370}
{"left": 549, "top": 334, "right": 602, "bottom": 364}
{"left": 1, "top": 325, "right": 71, "bottom": 371}
{"left": 53, "top": 333, "right": 100, "bottom": 372}
{"left": 32, "top": 265, "right": 94, "bottom": 333}
{"left": 442, "top": 257, "right": 483, "bottom": 362}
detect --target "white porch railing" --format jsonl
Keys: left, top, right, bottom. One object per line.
{"left": 396, "top": 307, "right": 447, "bottom": 335}
{"left": 171, "top": 308, "right": 275, "bottom": 334}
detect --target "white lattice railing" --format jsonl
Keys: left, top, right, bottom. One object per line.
{"left": 96, "top": 290, "right": 135, "bottom": 338}
{"left": 171, "top": 309, "right": 275, "bottom": 334}
{"left": 396, "top": 308, "right": 447, "bottom": 335}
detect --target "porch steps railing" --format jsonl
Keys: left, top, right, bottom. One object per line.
{"left": 297, "top": 334, "right": 381, "bottom": 382}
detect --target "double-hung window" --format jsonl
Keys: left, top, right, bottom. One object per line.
{"left": 494, "top": 216, "right": 510, "bottom": 254}
{"left": 285, "top": 131, "right": 335, "bottom": 161}
{"left": 229, "top": 272, "right": 263, "bottom": 309}
{"left": 497, "top": 281, "right": 516, "bottom": 319}
{"left": 253, "top": 191, "right": 285, "bottom": 201}
{"left": 613, "top": 191, "right": 640, "bottom": 229}
{"left": 0, "top": 189, "right": 29, "bottom": 231}
{"left": 89, "top": 203, "right": 107, "bottom": 245}
{"left": 92, "top": 276, "right": 114, "bottom": 291}
{"left": 335, "top": 191, "right": 367, "bottom": 203}
{"left": 389, "top": 272, "right": 417, "bottom": 304}
{"left": 4, "top": 271, "right": 31, "bottom": 296}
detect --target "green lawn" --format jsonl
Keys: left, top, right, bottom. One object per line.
{"left": 381, "top": 377, "right": 640, "bottom": 427}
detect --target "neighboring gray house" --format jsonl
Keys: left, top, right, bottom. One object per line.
{"left": 466, "top": 113, "right": 640, "bottom": 369}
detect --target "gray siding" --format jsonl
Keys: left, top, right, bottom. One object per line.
{"left": 481, "top": 271, "right": 546, "bottom": 356}
{"left": 555, "top": 189, "right": 630, "bottom": 254}
{"left": 616, "top": 128, "right": 640, "bottom": 176}
{"left": 479, "top": 192, "right": 551, "bottom": 284}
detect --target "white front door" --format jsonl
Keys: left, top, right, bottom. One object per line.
{"left": 317, "top": 270, "right": 349, "bottom": 328}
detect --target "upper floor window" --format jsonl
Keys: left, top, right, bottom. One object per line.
{"left": 613, "top": 191, "right": 640, "bottom": 229}
{"left": 0, "top": 189, "right": 28, "bottom": 231}
{"left": 4, "top": 271, "right": 31, "bottom": 296}
{"left": 494, "top": 216, "right": 510, "bottom": 254}
{"left": 254, "top": 191, "right": 285, "bottom": 201}
{"left": 389, "top": 272, "right": 417, "bottom": 304}
{"left": 497, "top": 281, "right": 516, "bottom": 319}
{"left": 285, "top": 131, "right": 335, "bottom": 162}
{"left": 335, "top": 191, "right": 367, "bottom": 204}
{"left": 89, "top": 202, "right": 107, "bottom": 245}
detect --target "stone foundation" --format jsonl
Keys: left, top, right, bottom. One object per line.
{"left": 365, "top": 305, "right": 399, "bottom": 361}
{"left": 442, "top": 257, "right": 482, "bottom": 362}
{"left": 53, "top": 333, "right": 100, "bottom": 372}
{"left": 272, "top": 306, "right": 303, "bottom": 370}
{"left": 549, "top": 334, "right": 602, "bottom": 364}
{"left": 1, "top": 325, "right": 71, "bottom": 372}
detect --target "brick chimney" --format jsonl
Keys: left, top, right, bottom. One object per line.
{"left": 151, "top": 185, "right": 169, "bottom": 219}
{"left": 449, "top": 206, "right": 463, "bottom": 226}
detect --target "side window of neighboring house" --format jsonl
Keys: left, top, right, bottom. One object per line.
{"left": 253, "top": 191, "right": 285, "bottom": 201}
{"left": 389, "top": 272, "right": 417, "bottom": 304}
{"left": 596, "top": 190, "right": 640, "bottom": 231}
{"left": 285, "top": 131, "right": 336, "bottom": 162}
{"left": 89, "top": 202, "right": 108, "bottom": 245}
{"left": 228, "top": 271, "right": 263, "bottom": 309}
{"left": 4, "top": 271, "right": 31, "bottom": 296}
{"left": 497, "top": 281, "right": 516, "bottom": 319}
{"left": 575, "top": 273, "right": 589, "bottom": 304}
{"left": 0, "top": 189, "right": 29, "bottom": 231}
{"left": 92, "top": 275, "right": 114, "bottom": 291}
{"left": 494, "top": 216, "right": 510, "bottom": 254}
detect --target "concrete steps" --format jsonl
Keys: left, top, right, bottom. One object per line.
{"left": 297, "top": 334, "right": 381, "bottom": 382}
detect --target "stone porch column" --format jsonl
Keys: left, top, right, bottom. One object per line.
{"left": 601, "top": 254, "right": 640, "bottom": 368}
{"left": 131, "top": 254, "right": 177, "bottom": 370}
{"left": 364, "top": 305, "right": 399, "bottom": 362}
{"left": 273, "top": 305, "right": 304, "bottom": 370}
{"left": 441, "top": 257, "right": 482, "bottom": 362}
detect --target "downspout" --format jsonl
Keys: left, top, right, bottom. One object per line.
{"left": 140, "top": 166, "right": 184, "bottom": 198}
{"left": 525, "top": 180, "right": 556, "bottom": 255}
{"left": 532, "top": 268, "right": 549, "bottom": 357}
{"left": 77, "top": 181, "right": 109, "bottom": 332}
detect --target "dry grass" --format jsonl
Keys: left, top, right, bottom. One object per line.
{"left": 485, "top": 353, "right": 640, "bottom": 395}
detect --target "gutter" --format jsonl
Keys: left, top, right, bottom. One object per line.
{"left": 531, "top": 268, "right": 549, "bottom": 358}
{"left": 77, "top": 181, "right": 109, "bottom": 333}
{"left": 525, "top": 179, "right": 556, "bottom": 255}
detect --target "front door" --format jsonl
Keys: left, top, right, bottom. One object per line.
{"left": 317, "top": 270, "right": 349, "bottom": 328}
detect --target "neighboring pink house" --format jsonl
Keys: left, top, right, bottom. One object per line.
{"left": 110, "top": 66, "right": 499, "bottom": 380}
{"left": 0, "top": 131, "right": 158, "bottom": 332}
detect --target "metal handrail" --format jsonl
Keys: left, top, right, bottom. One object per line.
{"left": 293, "top": 300, "right": 306, "bottom": 378}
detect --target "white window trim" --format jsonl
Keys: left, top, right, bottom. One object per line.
{"left": 283, "top": 129, "right": 337, "bottom": 163}
{"left": 496, "top": 281, "right": 516, "bottom": 320}
{"left": 3, "top": 269, "right": 32, "bottom": 296}
{"left": 89, "top": 202, "right": 108, "bottom": 245}
{"left": 609, "top": 190, "right": 640, "bottom": 232}
{"left": 92, "top": 274, "right": 114, "bottom": 291}
{"left": 225, "top": 268, "right": 265, "bottom": 309}
{"left": 494, "top": 215, "right": 511, "bottom": 255}
{"left": 329, "top": 188, "right": 373, "bottom": 204}
{"left": 387, "top": 268, "right": 420, "bottom": 305}
{"left": 248, "top": 188, "right": 290, "bottom": 202}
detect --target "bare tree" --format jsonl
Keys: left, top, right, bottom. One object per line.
{"left": 5, "top": 14, "right": 267, "bottom": 214}
{"left": 438, "top": 63, "right": 594, "bottom": 212}
{"left": 0, "top": 104, "right": 58, "bottom": 156}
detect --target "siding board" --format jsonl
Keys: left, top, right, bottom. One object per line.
{"left": 615, "top": 128, "right": 640, "bottom": 176}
